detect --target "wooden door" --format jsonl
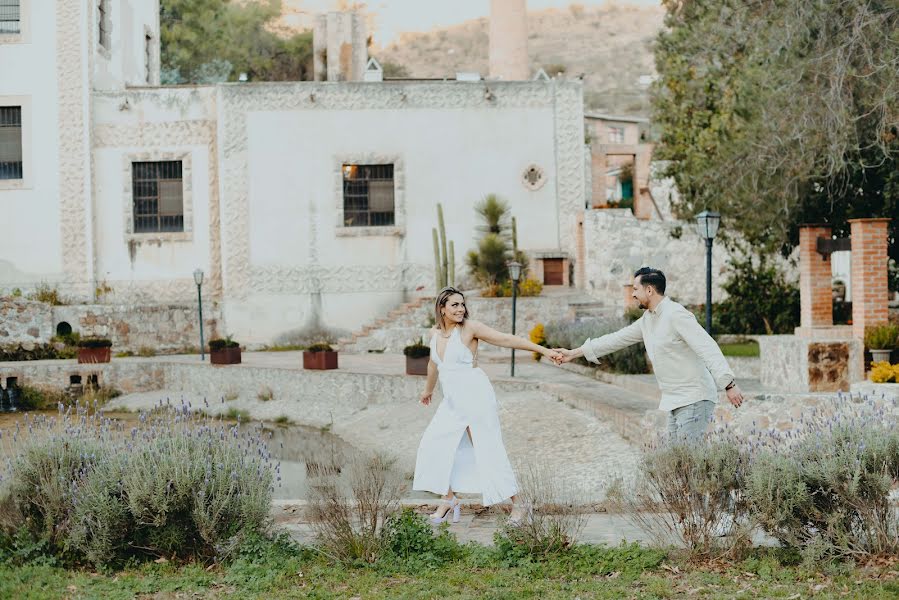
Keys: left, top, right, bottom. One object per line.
{"left": 543, "top": 258, "right": 564, "bottom": 286}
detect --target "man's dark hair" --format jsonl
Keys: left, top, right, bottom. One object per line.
{"left": 634, "top": 267, "right": 666, "bottom": 295}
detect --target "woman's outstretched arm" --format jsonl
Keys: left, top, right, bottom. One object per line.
{"left": 468, "top": 320, "right": 562, "bottom": 362}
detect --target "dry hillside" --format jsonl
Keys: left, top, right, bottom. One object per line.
{"left": 374, "top": 3, "right": 665, "bottom": 116}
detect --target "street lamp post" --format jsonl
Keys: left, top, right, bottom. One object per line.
{"left": 508, "top": 261, "right": 522, "bottom": 377}
{"left": 695, "top": 211, "right": 721, "bottom": 334}
{"left": 193, "top": 269, "right": 205, "bottom": 361}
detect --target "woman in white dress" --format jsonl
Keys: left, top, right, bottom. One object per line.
{"left": 412, "top": 287, "right": 561, "bottom": 524}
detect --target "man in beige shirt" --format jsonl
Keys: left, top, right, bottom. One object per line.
{"left": 557, "top": 267, "right": 745, "bottom": 442}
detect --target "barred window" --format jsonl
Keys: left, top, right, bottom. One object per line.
{"left": 132, "top": 161, "right": 184, "bottom": 233}
{"left": 0, "top": 0, "right": 19, "bottom": 34}
{"left": 98, "top": 0, "right": 109, "bottom": 49}
{"left": 342, "top": 164, "right": 395, "bottom": 227}
{"left": 0, "top": 106, "right": 22, "bottom": 180}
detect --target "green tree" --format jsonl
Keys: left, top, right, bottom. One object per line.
{"left": 160, "top": 0, "right": 313, "bottom": 83}
{"left": 652, "top": 0, "right": 898, "bottom": 260}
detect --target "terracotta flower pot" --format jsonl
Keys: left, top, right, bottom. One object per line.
{"left": 77, "top": 347, "right": 111, "bottom": 364}
{"left": 303, "top": 350, "right": 338, "bottom": 370}
{"left": 210, "top": 346, "right": 241, "bottom": 365}
{"left": 405, "top": 355, "right": 429, "bottom": 376}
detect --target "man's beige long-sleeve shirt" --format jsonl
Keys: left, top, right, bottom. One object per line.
{"left": 579, "top": 297, "right": 735, "bottom": 412}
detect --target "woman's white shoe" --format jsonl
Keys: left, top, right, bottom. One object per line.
{"left": 430, "top": 496, "right": 461, "bottom": 525}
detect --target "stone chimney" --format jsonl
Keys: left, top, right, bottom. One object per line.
{"left": 313, "top": 12, "right": 368, "bottom": 82}
{"left": 489, "top": 0, "right": 529, "bottom": 81}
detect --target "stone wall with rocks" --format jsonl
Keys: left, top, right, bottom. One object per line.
{"left": 582, "top": 208, "right": 733, "bottom": 308}
{"left": 52, "top": 304, "right": 222, "bottom": 353}
{"left": 0, "top": 299, "right": 54, "bottom": 345}
{"left": 0, "top": 299, "right": 222, "bottom": 354}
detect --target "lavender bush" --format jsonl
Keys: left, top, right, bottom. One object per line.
{"left": 0, "top": 400, "right": 275, "bottom": 567}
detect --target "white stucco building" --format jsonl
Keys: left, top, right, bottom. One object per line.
{"left": 1, "top": 1, "right": 589, "bottom": 344}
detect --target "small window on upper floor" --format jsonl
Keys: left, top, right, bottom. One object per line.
{"left": 0, "top": 106, "right": 23, "bottom": 181}
{"left": 609, "top": 126, "right": 625, "bottom": 144}
{"left": 98, "top": 0, "right": 110, "bottom": 50}
{"left": 0, "top": 1, "right": 20, "bottom": 34}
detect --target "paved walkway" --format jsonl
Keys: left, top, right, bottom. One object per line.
{"left": 272, "top": 500, "right": 652, "bottom": 547}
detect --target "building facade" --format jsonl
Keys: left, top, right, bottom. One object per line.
{"left": 1, "top": 1, "right": 588, "bottom": 344}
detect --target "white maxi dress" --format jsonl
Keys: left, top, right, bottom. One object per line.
{"left": 412, "top": 327, "right": 518, "bottom": 506}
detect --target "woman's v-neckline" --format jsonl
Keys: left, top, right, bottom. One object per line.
{"left": 436, "top": 327, "right": 457, "bottom": 363}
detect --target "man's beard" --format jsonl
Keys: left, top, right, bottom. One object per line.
{"left": 637, "top": 301, "right": 647, "bottom": 310}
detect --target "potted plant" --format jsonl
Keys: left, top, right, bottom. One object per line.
{"left": 404, "top": 339, "right": 431, "bottom": 376}
{"left": 209, "top": 336, "right": 241, "bottom": 365}
{"left": 77, "top": 337, "right": 112, "bottom": 364}
{"left": 303, "top": 343, "right": 338, "bottom": 370}
{"left": 864, "top": 324, "right": 899, "bottom": 364}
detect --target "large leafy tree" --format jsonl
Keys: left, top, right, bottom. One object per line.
{"left": 160, "top": 0, "right": 313, "bottom": 83}
{"left": 652, "top": 0, "right": 898, "bottom": 261}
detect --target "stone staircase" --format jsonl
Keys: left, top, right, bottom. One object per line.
{"left": 337, "top": 296, "right": 434, "bottom": 354}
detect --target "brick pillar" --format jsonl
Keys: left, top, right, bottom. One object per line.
{"left": 799, "top": 225, "right": 833, "bottom": 329}
{"left": 850, "top": 218, "right": 891, "bottom": 339}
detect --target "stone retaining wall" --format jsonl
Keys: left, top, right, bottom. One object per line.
{"left": 0, "top": 299, "right": 222, "bottom": 353}
{"left": 0, "top": 299, "right": 53, "bottom": 345}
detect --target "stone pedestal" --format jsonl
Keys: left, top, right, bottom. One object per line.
{"left": 759, "top": 333, "right": 863, "bottom": 393}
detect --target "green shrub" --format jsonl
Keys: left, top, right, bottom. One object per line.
{"left": 383, "top": 508, "right": 463, "bottom": 568}
{"left": 403, "top": 340, "right": 430, "bottom": 358}
{"left": 711, "top": 255, "right": 800, "bottom": 335}
{"left": 0, "top": 343, "right": 76, "bottom": 361}
{"left": 746, "top": 423, "right": 899, "bottom": 563}
{"left": 307, "top": 452, "right": 404, "bottom": 564}
{"left": 609, "top": 440, "right": 751, "bottom": 559}
{"left": 493, "top": 462, "right": 587, "bottom": 564}
{"left": 864, "top": 324, "right": 899, "bottom": 350}
{"left": 544, "top": 316, "right": 649, "bottom": 374}
{"left": 0, "top": 405, "right": 274, "bottom": 568}
{"left": 305, "top": 343, "right": 334, "bottom": 353}
{"left": 26, "top": 283, "right": 66, "bottom": 306}
{"left": 16, "top": 385, "right": 69, "bottom": 411}
{"left": 208, "top": 337, "right": 239, "bottom": 350}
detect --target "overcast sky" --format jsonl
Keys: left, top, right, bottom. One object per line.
{"left": 292, "top": 1, "right": 662, "bottom": 45}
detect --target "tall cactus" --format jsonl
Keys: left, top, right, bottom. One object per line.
{"left": 512, "top": 216, "right": 518, "bottom": 255}
{"left": 448, "top": 241, "right": 455, "bottom": 287}
{"left": 437, "top": 203, "right": 449, "bottom": 285}
{"left": 432, "top": 228, "right": 443, "bottom": 291}
{"left": 432, "top": 203, "right": 456, "bottom": 291}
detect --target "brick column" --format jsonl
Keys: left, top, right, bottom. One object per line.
{"left": 850, "top": 218, "right": 891, "bottom": 339}
{"left": 799, "top": 225, "right": 833, "bottom": 329}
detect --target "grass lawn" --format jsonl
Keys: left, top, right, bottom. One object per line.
{"left": 719, "top": 341, "right": 760, "bottom": 357}
{"left": 3, "top": 545, "right": 899, "bottom": 599}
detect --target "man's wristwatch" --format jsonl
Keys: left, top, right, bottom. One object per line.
{"left": 725, "top": 380, "right": 736, "bottom": 391}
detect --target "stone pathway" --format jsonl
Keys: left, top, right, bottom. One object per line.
{"left": 272, "top": 501, "right": 652, "bottom": 547}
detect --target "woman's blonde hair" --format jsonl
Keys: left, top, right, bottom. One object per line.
{"left": 434, "top": 287, "right": 469, "bottom": 331}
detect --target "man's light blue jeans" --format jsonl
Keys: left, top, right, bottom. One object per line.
{"left": 666, "top": 400, "right": 715, "bottom": 444}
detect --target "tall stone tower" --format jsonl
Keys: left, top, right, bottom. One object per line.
{"left": 489, "top": 0, "right": 529, "bottom": 80}
{"left": 313, "top": 12, "right": 368, "bottom": 82}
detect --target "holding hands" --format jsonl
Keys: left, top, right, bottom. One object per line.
{"left": 548, "top": 347, "right": 579, "bottom": 365}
